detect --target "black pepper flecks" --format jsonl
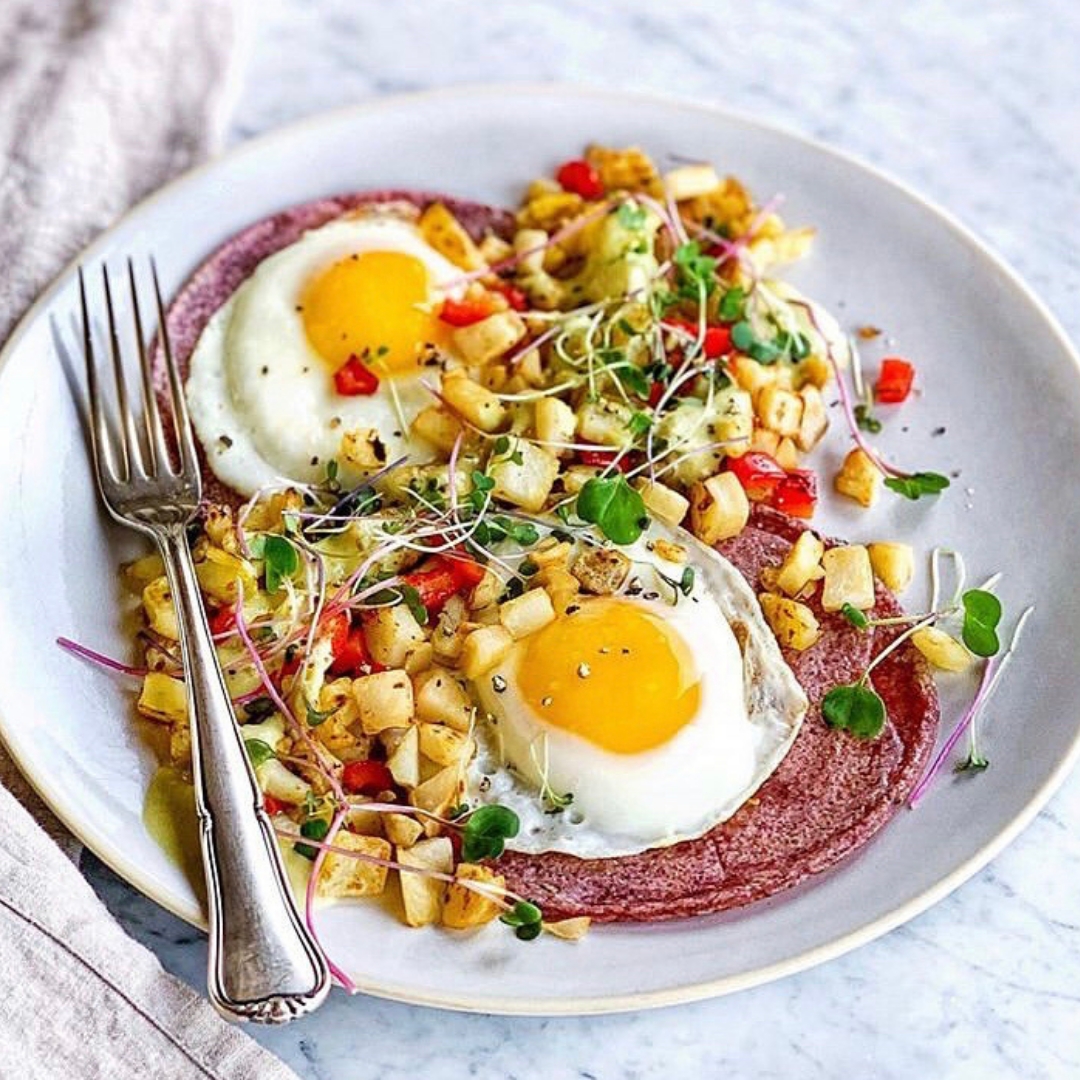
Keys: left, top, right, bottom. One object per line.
{"left": 932, "top": 426, "right": 947, "bottom": 437}
{"left": 492, "top": 674, "right": 507, "bottom": 694}
{"left": 218, "top": 434, "right": 233, "bottom": 449}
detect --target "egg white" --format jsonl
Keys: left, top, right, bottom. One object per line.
{"left": 467, "top": 525, "right": 808, "bottom": 859}
{"left": 186, "top": 214, "right": 461, "bottom": 496}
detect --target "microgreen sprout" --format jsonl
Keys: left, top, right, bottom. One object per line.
{"left": 244, "top": 738, "right": 275, "bottom": 769}
{"left": 460, "top": 804, "right": 520, "bottom": 862}
{"left": 499, "top": 900, "right": 544, "bottom": 941}
{"left": 575, "top": 474, "right": 649, "bottom": 545}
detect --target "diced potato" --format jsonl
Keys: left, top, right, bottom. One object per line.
{"left": 123, "top": 552, "right": 165, "bottom": 591}
{"left": 169, "top": 723, "right": 191, "bottom": 767}
{"left": 431, "top": 596, "right": 469, "bottom": 663}
{"left": 749, "top": 427, "right": 781, "bottom": 457}
{"left": 734, "top": 357, "right": 779, "bottom": 403}
{"left": 460, "top": 625, "right": 514, "bottom": 679}
{"left": 410, "top": 764, "right": 461, "bottom": 817}
{"left": 868, "top": 542, "right": 916, "bottom": 594}
{"left": 912, "top": 627, "right": 972, "bottom": 672}
{"left": 634, "top": 479, "right": 689, "bottom": 526}
{"left": 517, "top": 347, "right": 544, "bottom": 387}
{"left": 363, "top": 604, "right": 426, "bottom": 668}
{"left": 413, "top": 667, "right": 472, "bottom": 731}
{"left": 664, "top": 163, "right": 721, "bottom": 201}
{"left": 403, "top": 641, "right": 433, "bottom": 675}
{"left": 489, "top": 440, "right": 559, "bottom": 512}
{"left": 242, "top": 488, "right": 304, "bottom": 532}
{"left": 499, "top": 588, "right": 556, "bottom": 640}
{"left": 384, "top": 812, "right": 424, "bottom": 848}
{"left": 757, "top": 384, "right": 804, "bottom": 438}
{"left": 194, "top": 547, "right": 259, "bottom": 604}
{"left": 758, "top": 593, "right": 822, "bottom": 651}
{"left": 711, "top": 386, "right": 754, "bottom": 452}
{"left": 821, "top": 545, "right": 876, "bottom": 612}
{"left": 386, "top": 723, "right": 420, "bottom": 787}
{"left": 796, "top": 385, "right": 828, "bottom": 451}
{"left": 775, "top": 531, "right": 826, "bottom": 597}
{"left": 571, "top": 547, "right": 631, "bottom": 595}
{"left": 397, "top": 837, "right": 455, "bottom": 927}
{"left": 440, "top": 369, "right": 508, "bottom": 433}
{"left": 418, "top": 723, "right": 472, "bottom": 768}
{"left": 689, "top": 472, "right": 750, "bottom": 545}
{"left": 530, "top": 538, "right": 572, "bottom": 572}
{"left": 379, "top": 462, "right": 472, "bottom": 505}
{"left": 533, "top": 396, "right": 576, "bottom": 455}
{"left": 318, "top": 833, "right": 391, "bottom": 899}
{"left": 345, "top": 802, "right": 385, "bottom": 837}
{"left": 576, "top": 399, "right": 634, "bottom": 448}
{"left": 340, "top": 427, "right": 387, "bottom": 471}
{"left": 560, "top": 464, "right": 601, "bottom": 496}
{"left": 419, "top": 202, "right": 485, "bottom": 271}
{"left": 585, "top": 144, "right": 661, "bottom": 194}
{"left": 797, "top": 353, "right": 831, "bottom": 389}
{"left": 256, "top": 758, "right": 312, "bottom": 805}
{"left": 313, "top": 677, "right": 362, "bottom": 756}
{"left": 537, "top": 568, "right": 580, "bottom": 615}
{"left": 442, "top": 863, "right": 506, "bottom": 929}
{"left": 835, "top": 448, "right": 883, "bottom": 508}
{"left": 411, "top": 406, "right": 464, "bottom": 454}
{"left": 775, "top": 437, "right": 800, "bottom": 471}
{"left": 353, "top": 670, "right": 415, "bottom": 733}
{"left": 142, "top": 576, "right": 179, "bottom": 640}
{"left": 450, "top": 312, "right": 526, "bottom": 367}
{"left": 544, "top": 916, "right": 592, "bottom": 941}
{"left": 138, "top": 672, "right": 187, "bottom": 723}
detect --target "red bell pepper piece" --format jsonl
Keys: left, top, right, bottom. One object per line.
{"left": 726, "top": 451, "right": 787, "bottom": 501}
{"left": 439, "top": 297, "right": 493, "bottom": 327}
{"left": 262, "top": 795, "right": 288, "bottom": 816}
{"left": 341, "top": 759, "right": 395, "bottom": 796}
{"left": 493, "top": 282, "right": 528, "bottom": 312}
{"left": 576, "top": 446, "right": 631, "bottom": 472}
{"left": 401, "top": 554, "right": 486, "bottom": 615}
{"left": 662, "top": 320, "right": 732, "bottom": 359}
{"left": 333, "top": 355, "right": 380, "bottom": 396}
{"left": 555, "top": 158, "right": 604, "bottom": 200}
{"left": 209, "top": 607, "right": 236, "bottom": 636}
{"left": 875, "top": 358, "right": 915, "bottom": 404}
{"left": 329, "top": 626, "right": 374, "bottom": 677}
{"left": 770, "top": 469, "right": 819, "bottom": 519}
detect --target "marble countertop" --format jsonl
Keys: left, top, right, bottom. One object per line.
{"left": 86, "top": 1, "right": 1080, "bottom": 1076}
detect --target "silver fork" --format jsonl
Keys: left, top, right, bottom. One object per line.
{"left": 80, "top": 260, "right": 331, "bottom": 1023}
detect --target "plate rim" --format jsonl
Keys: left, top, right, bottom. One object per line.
{"left": 2, "top": 82, "right": 1079, "bottom": 1015}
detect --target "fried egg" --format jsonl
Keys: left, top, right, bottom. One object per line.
{"left": 469, "top": 526, "right": 808, "bottom": 858}
{"left": 187, "top": 211, "right": 461, "bottom": 495}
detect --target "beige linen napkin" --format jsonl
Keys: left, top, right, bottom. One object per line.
{"left": 0, "top": 3, "right": 301, "bottom": 1077}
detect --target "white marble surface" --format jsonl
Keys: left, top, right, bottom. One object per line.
{"left": 84, "top": 1, "right": 1080, "bottom": 1076}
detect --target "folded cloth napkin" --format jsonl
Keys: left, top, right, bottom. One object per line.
{"left": 0, "top": 3, "right": 301, "bottom": 1077}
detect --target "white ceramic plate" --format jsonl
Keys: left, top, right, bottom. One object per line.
{"left": 2, "top": 86, "right": 1079, "bottom": 1015}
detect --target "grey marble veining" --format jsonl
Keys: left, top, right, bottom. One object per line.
{"left": 85, "top": 1, "right": 1080, "bottom": 1076}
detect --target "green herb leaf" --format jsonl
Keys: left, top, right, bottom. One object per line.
{"left": 673, "top": 241, "right": 718, "bottom": 299}
{"left": 854, "top": 403, "right": 882, "bottom": 434}
{"left": 399, "top": 583, "right": 429, "bottom": 626}
{"left": 718, "top": 286, "right": 746, "bottom": 322}
{"left": 627, "top": 411, "right": 653, "bottom": 438}
{"left": 822, "top": 683, "right": 887, "bottom": 739}
{"left": 492, "top": 435, "right": 510, "bottom": 456}
{"left": 955, "top": 752, "right": 989, "bottom": 774}
{"left": 840, "top": 602, "right": 870, "bottom": 630}
{"left": 293, "top": 816, "right": 330, "bottom": 861}
{"left": 883, "top": 471, "right": 951, "bottom": 500}
{"left": 244, "top": 738, "right": 276, "bottom": 769}
{"left": 243, "top": 696, "right": 276, "bottom": 722}
{"left": 461, "top": 804, "right": 520, "bottom": 862}
{"left": 304, "top": 699, "right": 338, "bottom": 728}
{"left": 679, "top": 566, "right": 695, "bottom": 596}
{"left": 499, "top": 899, "right": 544, "bottom": 941}
{"left": 263, "top": 534, "right": 299, "bottom": 592}
{"left": 730, "top": 320, "right": 755, "bottom": 352}
{"left": 575, "top": 475, "right": 649, "bottom": 545}
{"left": 961, "top": 589, "right": 1002, "bottom": 657}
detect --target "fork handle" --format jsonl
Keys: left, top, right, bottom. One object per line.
{"left": 156, "top": 525, "right": 331, "bottom": 1023}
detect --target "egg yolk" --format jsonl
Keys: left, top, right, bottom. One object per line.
{"left": 300, "top": 251, "right": 447, "bottom": 375}
{"left": 516, "top": 598, "right": 702, "bottom": 754}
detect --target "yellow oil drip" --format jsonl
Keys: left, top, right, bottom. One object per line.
{"left": 142, "top": 766, "right": 206, "bottom": 903}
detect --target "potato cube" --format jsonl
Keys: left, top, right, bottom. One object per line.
{"left": 256, "top": 759, "right": 312, "bottom": 805}
{"left": 440, "top": 369, "right": 507, "bottom": 432}
{"left": 460, "top": 625, "right": 514, "bottom": 679}
{"left": 912, "top": 627, "right": 972, "bottom": 672}
{"left": 318, "top": 833, "right": 391, "bottom": 899}
{"left": 529, "top": 538, "right": 572, "bottom": 572}
{"left": 123, "top": 552, "right": 165, "bottom": 591}
{"left": 758, "top": 593, "right": 822, "bottom": 651}
{"left": 419, "top": 202, "right": 485, "bottom": 271}
{"left": 775, "top": 530, "right": 825, "bottom": 597}
{"left": 384, "top": 812, "right": 424, "bottom": 848}
{"left": 664, "top": 163, "right": 721, "bottom": 201}
{"left": 410, "top": 764, "right": 461, "bottom": 817}
{"left": 386, "top": 723, "right": 420, "bottom": 787}
{"left": 450, "top": 311, "right": 526, "bottom": 367}
{"left": 576, "top": 399, "right": 634, "bottom": 448}
{"left": 749, "top": 427, "right": 781, "bottom": 457}
{"left": 340, "top": 427, "right": 387, "bottom": 470}
{"left": 571, "top": 547, "right": 631, "bottom": 595}
{"left": 835, "top": 448, "right": 883, "bottom": 508}
{"left": 734, "top": 358, "right": 778, "bottom": 403}
{"left": 796, "top": 385, "right": 828, "bottom": 451}
{"left": 194, "top": 547, "right": 258, "bottom": 604}
{"left": 142, "top": 576, "right": 179, "bottom": 640}
{"left": 798, "top": 353, "right": 831, "bottom": 389}
{"left": 560, "top": 464, "right": 600, "bottom": 495}
{"left": 634, "top": 478, "right": 689, "bottom": 526}
{"left": 534, "top": 396, "right": 576, "bottom": 455}
{"left": 411, "top": 406, "right": 464, "bottom": 454}
{"left": 537, "top": 568, "right": 580, "bottom": 615}
{"left": 775, "top": 437, "right": 800, "bottom": 471}
{"left": 419, "top": 723, "right": 472, "bottom": 767}
{"left": 489, "top": 440, "right": 559, "bottom": 512}
{"left": 413, "top": 667, "right": 472, "bottom": 731}
{"left": 868, "top": 542, "right": 916, "bottom": 594}
{"left": 169, "top": 723, "right": 191, "bottom": 767}
{"left": 499, "top": 588, "right": 556, "bottom": 640}
{"left": 363, "top": 604, "right": 426, "bottom": 668}
{"left": 689, "top": 472, "right": 750, "bottom": 545}
{"left": 397, "top": 837, "right": 454, "bottom": 927}
{"left": 138, "top": 672, "right": 187, "bottom": 723}
{"left": 757, "top": 384, "right": 804, "bottom": 438}
{"left": 442, "top": 863, "right": 506, "bottom": 929}
{"left": 353, "top": 670, "right": 415, "bottom": 733}
{"left": 821, "top": 545, "right": 876, "bottom": 612}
